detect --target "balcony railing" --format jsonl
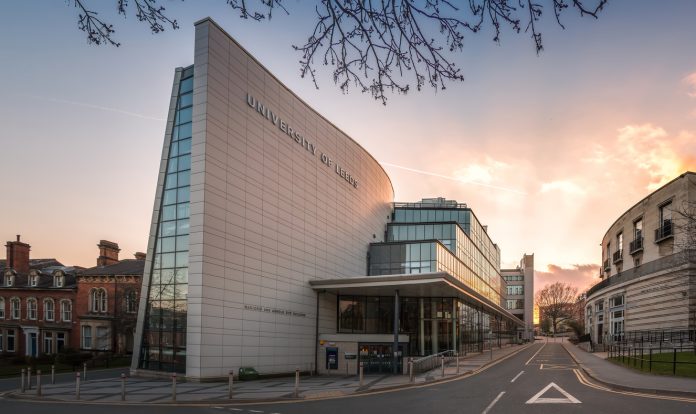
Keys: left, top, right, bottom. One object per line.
{"left": 612, "top": 249, "right": 623, "bottom": 264}
{"left": 654, "top": 220, "right": 673, "bottom": 242}
{"left": 603, "top": 259, "right": 610, "bottom": 272}
{"left": 629, "top": 237, "right": 643, "bottom": 254}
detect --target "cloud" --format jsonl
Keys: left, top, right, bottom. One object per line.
{"left": 453, "top": 157, "right": 510, "bottom": 185}
{"left": 684, "top": 72, "right": 696, "bottom": 98}
{"left": 539, "top": 180, "right": 586, "bottom": 195}
{"left": 535, "top": 263, "right": 600, "bottom": 293}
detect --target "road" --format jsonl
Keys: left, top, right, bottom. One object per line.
{"left": 1, "top": 343, "right": 695, "bottom": 413}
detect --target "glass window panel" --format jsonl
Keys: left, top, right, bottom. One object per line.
{"left": 425, "top": 225, "right": 434, "bottom": 239}
{"left": 405, "top": 209, "right": 413, "bottom": 222}
{"left": 176, "top": 235, "right": 189, "bottom": 251}
{"left": 167, "top": 157, "right": 178, "bottom": 173}
{"left": 160, "top": 237, "right": 176, "bottom": 253}
{"left": 177, "top": 155, "right": 191, "bottom": 171}
{"left": 160, "top": 285, "right": 175, "bottom": 301}
{"left": 179, "top": 77, "right": 193, "bottom": 93}
{"left": 174, "top": 284, "right": 188, "bottom": 301}
{"left": 163, "top": 189, "right": 177, "bottom": 205}
{"left": 153, "top": 253, "right": 162, "bottom": 268}
{"left": 161, "top": 253, "right": 175, "bottom": 268}
{"left": 421, "top": 243, "right": 430, "bottom": 260}
{"left": 175, "top": 268, "right": 188, "bottom": 284}
{"left": 416, "top": 225, "right": 424, "bottom": 239}
{"left": 161, "top": 221, "right": 176, "bottom": 237}
{"left": 407, "top": 226, "right": 416, "bottom": 240}
{"left": 177, "top": 219, "right": 190, "bottom": 235}
{"left": 150, "top": 270, "right": 161, "bottom": 285}
{"left": 177, "top": 203, "right": 190, "bottom": 220}
{"left": 160, "top": 269, "right": 176, "bottom": 285}
{"left": 409, "top": 244, "right": 420, "bottom": 261}
{"left": 178, "top": 138, "right": 191, "bottom": 155}
{"left": 162, "top": 205, "right": 176, "bottom": 221}
{"left": 169, "top": 141, "right": 179, "bottom": 157}
{"left": 436, "top": 210, "right": 444, "bottom": 221}
{"left": 175, "top": 252, "right": 188, "bottom": 267}
{"left": 179, "top": 92, "right": 193, "bottom": 108}
{"left": 177, "top": 122, "right": 192, "bottom": 140}
{"left": 395, "top": 209, "right": 405, "bottom": 222}
{"left": 177, "top": 107, "right": 192, "bottom": 124}
{"left": 427, "top": 210, "right": 435, "bottom": 221}
{"left": 177, "top": 187, "right": 190, "bottom": 203}
{"left": 165, "top": 173, "right": 178, "bottom": 189}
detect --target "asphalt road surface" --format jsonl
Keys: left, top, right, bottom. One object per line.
{"left": 1, "top": 344, "right": 695, "bottom": 413}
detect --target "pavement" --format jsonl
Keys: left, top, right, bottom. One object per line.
{"left": 2, "top": 343, "right": 531, "bottom": 404}
{"left": 564, "top": 341, "right": 696, "bottom": 397}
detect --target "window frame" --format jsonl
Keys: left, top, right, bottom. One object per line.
{"left": 81, "top": 325, "right": 92, "bottom": 349}
{"left": 27, "top": 298, "right": 38, "bottom": 320}
{"left": 61, "top": 300, "right": 72, "bottom": 322}
{"left": 44, "top": 298, "right": 55, "bottom": 321}
{"left": 10, "top": 298, "right": 20, "bottom": 319}
{"left": 0, "top": 297, "right": 4, "bottom": 319}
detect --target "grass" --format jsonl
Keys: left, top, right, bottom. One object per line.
{"left": 609, "top": 350, "right": 696, "bottom": 378}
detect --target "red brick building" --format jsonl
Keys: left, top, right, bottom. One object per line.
{"left": 0, "top": 237, "right": 144, "bottom": 357}
{"left": 0, "top": 236, "right": 78, "bottom": 356}
{"left": 76, "top": 241, "right": 145, "bottom": 354}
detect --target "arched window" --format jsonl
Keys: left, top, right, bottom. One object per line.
{"left": 61, "top": 300, "right": 72, "bottom": 322}
{"left": 44, "top": 299, "right": 55, "bottom": 321}
{"left": 27, "top": 298, "right": 37, "bottom": 320}
{"left": 0, "top": 297, "right": 4, "bottom": 319}
{"left": 125, "top": 290, "right": 138, "bottom": 313}
{"left": 10, "top": 297, "right": 20, "bottom": 319}
{"left": 90, "top": 288, "right": 107, "bottom": 313}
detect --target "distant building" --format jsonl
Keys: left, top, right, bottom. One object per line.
{"left": 76, "top": 241, "right": 145, "bottom": 354}
{"left": 0, "top": 236, "right": 144, "bottom": 357}
{"left": 586, "top": 171, "right": 696, "bottom": 346}
{"left": 0, "top": 236, "right": 77, "bottom": 356}
{"left": 501, "top": 254, "right": 535, "bottom": 341}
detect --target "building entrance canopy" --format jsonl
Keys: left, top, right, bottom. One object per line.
{"left": 310, "top": 272, "right": 522, "bottom": 327}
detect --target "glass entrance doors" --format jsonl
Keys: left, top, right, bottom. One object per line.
{"left": 358, "top": 343, "right": 404, "bottom": 374}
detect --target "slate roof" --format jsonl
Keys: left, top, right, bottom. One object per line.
{"left": 0, "top": 258, "right": 63, "bottom": 273}
{"left": 79, "top": 259, "right": 145, "bottom": 277}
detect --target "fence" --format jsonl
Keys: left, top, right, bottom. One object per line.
{"left": 608, "top": 343, "right": 696, "bottom": 376}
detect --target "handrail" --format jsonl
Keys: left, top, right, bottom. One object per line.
{"left": 411, "top": 350, "right": 457, "bottom": 374}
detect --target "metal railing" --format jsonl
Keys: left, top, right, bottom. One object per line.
{"left": 629, "top": 237, "right": 643, "bottom": 254}
{"left": 603, "top": 259, "right": 610, "bottom": 273}
{"left": 411, "top": 350, "right": 456, "bottom": 374}
{"left": 608, "top": 343, "right": 696, "bottom": 376}
{"left": 655, "top": 220, "right": 673, "bottom": 242}
{"left": 612, "top": 250, "right": 623, "bottom": 264}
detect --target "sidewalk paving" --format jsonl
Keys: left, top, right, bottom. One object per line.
{"left": 564, "top": 342, "right": 696, "bottom": 397}
{"left": 6, "top": 343, "right": 531, "bottom": 404}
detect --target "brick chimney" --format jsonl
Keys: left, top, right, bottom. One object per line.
{"left": 97, "top": 240, "right": 120, "bottom": 266}
{"left": 5, "top": 235, "right": 30, "bottom": 274}
{"left": 134, "top": 252, "right": 146, "bottom": 261}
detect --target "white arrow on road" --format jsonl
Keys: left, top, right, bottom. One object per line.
{"left": 525, "top": 382, "right": 581, "bottom": 404}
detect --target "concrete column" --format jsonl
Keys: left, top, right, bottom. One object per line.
{"left": 419, "top": 298, "right": 425, "bottom": 356}
{"left": 452, "top": 300, "right": 457, "bottom": 353}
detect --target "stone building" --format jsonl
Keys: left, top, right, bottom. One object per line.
{"left": 501, "top": 254, "right": 535, "bottom": 341}
{"left": 586, "top": 172, "right": 696, "bottom": 345}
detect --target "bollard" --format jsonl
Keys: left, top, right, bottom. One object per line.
{"left": 27, "top": 367, "right": 32, "bottom": 390}
{"left": 456, "top": 353, "right": 460, "bottom": 374}
{"left": 171, "top": 373, "right": 177, "bottom": 401}
{"left": 36, "top": 370, "right": 42, "bottom": 397}
{"left": 51, "top": 365, "right": 55, "bottom": 385}
{"left": 121, "top": 373, "right": 126, "bottom": 401}
{"left": 441, "top": 356, "right": 445, "bottom": 377}
{"left": 294, "top": 367, "right": 300, "bottom": 397}
{"left": 20, "top": 368, "right": 25, "bottom": 393}
{"left": 408, "top": 358, "right": 414, "bottom": 383}
{"left": 228, "top": 370, "right": 234, "bottom": 399}
{"left": 75, "top": 372, "right": 81, "bottom": 400}
{"left": 359, "top": 362, "right": 364, "bottom": 387}
{"left": 83, "top": 362, "right": 87, "bottom": 381}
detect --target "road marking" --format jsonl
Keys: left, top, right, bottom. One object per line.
{"left": 539, "top": 364, "right": 543, "bottom": 370}
{"left": 510, "top": 371, "right": 524, "bottom": 383}
{"left": 525, "top": 343, "right": 546, "bottom": 365}
{"left": 573, "top": 369, "right": 696, "bottom": 403}
{"left": 525, "top": 382, "right": 581, "bottom": 404}
{"left": 228, "top": 409, "right": 243, "bottom": 411}
{"left": 481, "top": 391, "right": 505, "bottom": 414}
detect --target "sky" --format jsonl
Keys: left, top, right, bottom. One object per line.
{"left": 1, "top": 1, "right": 695, "bottom": 294}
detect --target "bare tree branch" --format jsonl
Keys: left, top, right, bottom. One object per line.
{"left": 536, "top": 281, "right": 579, "bottom": 334}
{"left": 66, "top": 0, "right": 608, "bottom": 103}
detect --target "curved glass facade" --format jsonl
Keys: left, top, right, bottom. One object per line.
{"left": 138, "top": 67, "right": 193, "bottom": 373}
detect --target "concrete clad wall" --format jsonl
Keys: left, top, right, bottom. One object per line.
{"left": 188, "top": 19, "right": 393, "bottom": 378}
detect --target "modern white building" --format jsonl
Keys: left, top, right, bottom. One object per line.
{"left": 131, "top": 18, "right": 522, "bottom": 380}
{"left": 585, "top": 172, "right": 696, "bottom": 346}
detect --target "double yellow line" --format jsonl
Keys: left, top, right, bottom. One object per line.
{"left": 573, "top": 369, "right": 696, "bottom": 403}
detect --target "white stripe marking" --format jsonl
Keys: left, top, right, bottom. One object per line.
{"left": 510, "top": 371, "right": 524, "bottom": 383}
{"left": 525, "top": 343, "right": 546, "bottom": 365}
{"left": 526, "top": 382, "right": 581, "bottom": 404}
{"left": 482, "top": 391, "right": 506, "bottom": 414}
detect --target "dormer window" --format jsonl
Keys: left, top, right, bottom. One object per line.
{"left": 29, "top": 275, "right": 38, "bottom": 287}
{"left": 54, "top": 274, "right": 65, "bottom": 288}
{"left": 6, "top": 276, "right": 13, "bottom": 287}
